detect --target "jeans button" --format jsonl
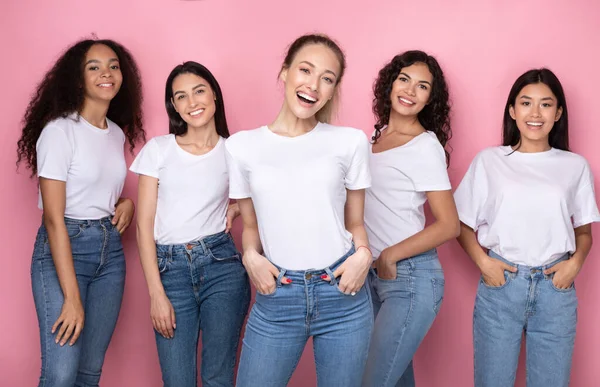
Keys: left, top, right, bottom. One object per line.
{"left": 305, "top": 273, "right": 312, "bottom": 280}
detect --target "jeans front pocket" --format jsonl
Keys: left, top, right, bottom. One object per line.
{"left": 208, "top": 235, "right": 241, "bottom": 262}
{"left": 432, "top": 277, "right": 445, "bottom": 314}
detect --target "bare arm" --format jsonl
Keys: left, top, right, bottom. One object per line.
{"left": 457, "top": 222, "right": 516, "bottom": 286}
{"left": 545, "top": 224, "right": 593, "bottom": 289}
{"left": 329, "top": 189, "right": 372, "bottom": 294}
{"left": 136, "top": 175, "right": 175, "bottom": 338}
{"left": 39, "top": 177, "right": 84, "bottom": 346}
{"left": 383, "top": 190, "right": 460, "bottom": 263}
{"left": 237, "top": 198, "right": 283, "bottom": 294}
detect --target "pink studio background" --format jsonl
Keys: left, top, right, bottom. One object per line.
{"left": 1, "top": 0, "right": 600, "bottom": 386}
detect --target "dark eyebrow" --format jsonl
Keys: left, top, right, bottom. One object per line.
{"left": 173, "top": 83, "right": 207, "bottom": 97}
{"left": 398, "top": 72, "right": 432, "bottom": 87}
{"left": 85, "top": 58, "right": 119, "bottom": 66}
{"left": 299, "top": 61, "right": 338, "bottom": 78}
{"left": 519, "top": 95, "right": 556, "bottom": 101}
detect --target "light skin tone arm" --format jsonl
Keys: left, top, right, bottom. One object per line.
{"left": 323, "top": 189, "right": 373, "bottom": 293}
{"left": 136, "top": 175, "right": 175, "bottom": 339}
{"left": 545, "top": 224, "right": 593, "bottom": 289}
{"left": 457, "top": 222, "right": 517, "bottom": 287}
{"left": 237, "top": 198, "right": 290, "bottom": 295}
{"left": 40, "top": 177, "right": 85, "bottom": 347}
{"left": 377, "top": 190, "right": 460, "bottom": 279}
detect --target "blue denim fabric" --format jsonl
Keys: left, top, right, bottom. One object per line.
{"left": 473, "top": 250, "right": 577, "bottom": 387}
{"left": 235, "top": 247, "right": 374, "bottom": 387}
{"left": 31, "top": 217, "right": 126, "bottom": 387}
{"left": 362, "top": 249, "right": 445, "bottom": 387}
{"left": 155, "top": 231, "right": 250, "bottom": 387}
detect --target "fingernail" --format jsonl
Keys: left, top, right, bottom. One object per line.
{"left": 321, "top": 274, "right": 329, "bottom": 280}
{"left": 285, "top": 279, "right": 292, "bottom": 284}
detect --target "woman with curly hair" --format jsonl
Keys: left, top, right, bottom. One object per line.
{"left": 362, "top": 50, "right": 459, "bottom": 387}
{"left": 16, "top": 38, "right": 144, "bottom": 387}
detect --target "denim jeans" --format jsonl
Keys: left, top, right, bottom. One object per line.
{"left": 362, "top": 249, "right": 445, "bottom": 387}
{"left": 235, "top": 247, "right": 374, "bottom": 387}
{"left": 473, "top": 251, "right": 577, "bottom": 387}
{"left": 155, "top": 231, "right": 250, "bottom": 387}
{"left": 31, "top": 217, "right": 126, "bottom": 387}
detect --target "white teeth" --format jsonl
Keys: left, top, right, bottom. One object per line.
{"left": 98, "top": 83, "right": 113, "bottom": 87}
{"left": 189, "top": 109, "right": 204, "bottom": 116}
{"left": 297, "top": 92, "right": 317, "bottom": 102}
{"left": 399, "top": 97, "right": 414, "bottom": 105}
{"left": 526, "top": 122, "right": 543, "bottom": 126}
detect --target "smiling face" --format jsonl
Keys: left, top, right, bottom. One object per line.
{"left": 82, "top": 44, "right": 123, "bottom": 104}
{"left": 279, "top": 43, "right": 341, "bottom": 120}
{"left": 170, "top": 73, "right": 217, "bottom": 130}
{"left": 389, "top": 62, "right": 433, "bottom": 119}
{"left": 509, "top": 82, "right": 563, "bottom": 146}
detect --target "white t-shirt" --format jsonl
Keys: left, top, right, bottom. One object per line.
{"left": 130, "top": 134, "right": 228, "bottom": 245}
{"left": 36, "top": 114, "right": 126, "bottom": 220}
{"left": 225, "top": 123, "right": 371, "bottom": 270}
{"left": 454, "top": 146, "right": 600, "bottom": 266}
{"left": 365, "top": 131, "right": 451, "bottom": 258}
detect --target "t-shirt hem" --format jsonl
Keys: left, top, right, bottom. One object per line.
{"left": 129, "top": 167, "right": 159, "bottom": 179}
{"left": 458, "top": 215, "right": 478, "bottom": 231}
{"left": 573, "top": 216, "right": 600, "bottom": 228}
{"left": 346, "top": 182, "right": 371, "bottom": 190}
{"left": 37, "top": 173, "right": 67, "bottom": 182}
{"left": 414, "top": 184, "right": 452, "bottom": 192}
{"left": 229, "top": 192, "right": 251, "bottom": 199}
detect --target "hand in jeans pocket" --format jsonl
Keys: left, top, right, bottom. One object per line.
{"left": 544, "top": 259, "right": 581, "bottom": 290}
{"left": 243, "top": 249, "right": 289, "bottom": 295}
{"left": 478, "top": 256, "right": 516, "bottom": 287}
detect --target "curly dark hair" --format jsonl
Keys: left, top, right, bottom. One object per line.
{"left": 372, "top": 50, "right": 452, "bottom": 164}
{"left": 16, "top": 38, "right": 145, "bottom": 176}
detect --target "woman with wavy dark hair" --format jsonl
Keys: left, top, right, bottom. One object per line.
{"left": 362, "top": 50, "right": 459, "bottom": 387}
{"left": 16, "top": 38, "right": 144, "bottom": 387}
{"left": 131, "top": 61, "right": 250, "bottom": 387}
{"left": 455, "top": 69, "right": 599, "bottom": 387}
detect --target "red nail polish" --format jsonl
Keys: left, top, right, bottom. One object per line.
{"left": 285, "top": 279, "right": 292, "bottom": 284}
{"left": 321, "top": 274, "right": 328, "bottom": 280}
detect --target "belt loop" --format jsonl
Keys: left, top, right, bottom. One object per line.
{"left": 168, "top": 245, "right": 173, "bottom": 260}
{"left": 324, "top": 266, "right": 336, "bottom": 285}
{"left": 276, "top": 269, "right": 287, "bottom": 287}
{"left": 199, "top": 238, "right": 208, "bottom": 255}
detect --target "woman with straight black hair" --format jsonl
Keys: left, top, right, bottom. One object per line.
{"left": 17, "top": 38, "right": 144, "bottom": 387}
{"left": 455, "top": 68, "right": 599, "bottom": 387}
{"left": 131, "top": 61, "right": 250, "bottom": 387}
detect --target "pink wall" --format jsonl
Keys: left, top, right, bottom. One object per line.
{"left": 2, "top": 0, "right": 600, "bottom": 385}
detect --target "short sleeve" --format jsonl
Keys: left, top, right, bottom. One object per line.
{"left": 36, "top": 125, "right": 73, "bottom": 181}
{"left": 345, "top": 131, "right": 371, "bottom": 190}
{"left": 411, "top": 137, "right": 451, "bottom": 192}
{"left": 572, "top": 161, "right": 600, "bottom": 228}
{"left": 225, "top": 143, "right": 251, "bottom": 199}
{"left": 454, "top": 152, "right": 488, "bottom": 231}
{"left": 130, "top": 139, "right": 161, "bottom": 178}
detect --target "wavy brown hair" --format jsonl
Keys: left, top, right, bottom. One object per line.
{"left": 372, "top": 50, "right": 452, "bottom": 164}
{"left": 17, "top": 38, "right": 145, "bottom": 176}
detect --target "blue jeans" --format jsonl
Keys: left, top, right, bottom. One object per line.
{"left": 473, "top": 251, "right": 577, "bottom": 387}
{"left": 31, "top": 217, "right": 126, "bottom": 387}
{"left": 362, "top": 249, "right": 445, "bottom": 387}
{"left": 155, "top": 232, "right": 250, "bottom": 387}
{"left": 236, "top": 247, "right": 374, "bottom": 387}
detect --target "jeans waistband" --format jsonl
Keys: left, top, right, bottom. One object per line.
{"left": 41, "top": 216, "right": 115, "bottom": 227}
{"left": 488, "top": 250, "right": 570, "bottom": 276}
{"left": 156, "top": 231, "right": 230, "bottom": 256}
{"left": 398, "top": 248, "right": 438, "bottom": 265}
{"left": 271, "top": 245, "right": 356, "bottom": 284}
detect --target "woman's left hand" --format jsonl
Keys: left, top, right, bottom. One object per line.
{"left": 113, "top": 198, "right": 135, "bottom": 234}
{"left": 544, "top": 259, "right": 582, "bottom": 290}
{"left": 325, "top": 247, "right": 372, "bottom": 295}
{"left": 225, "top": 202, "right": 241, "bottom": 233}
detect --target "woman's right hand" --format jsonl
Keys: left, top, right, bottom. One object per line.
{"left": 52, "top": 298, "right": 85, "bottom": 346}
{"left": 242, "top": 249, "right": 288, "bottom": 295}
{"left": 477, "top": 255, "right": 517, "bottom": 287}
{"left": 151, "top": 293, "right": 176, "bottom": 339}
